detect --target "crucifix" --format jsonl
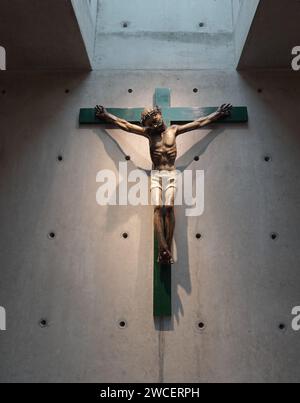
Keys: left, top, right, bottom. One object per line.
{"left": 79, "top": 88, "right": 248, "bottom": 317}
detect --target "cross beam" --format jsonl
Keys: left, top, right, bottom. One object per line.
{"left": 80, "top": 107, "right": 248, "bottom": 127}
{"left": 79, "top": 88, "right": 248, "bottom": 317}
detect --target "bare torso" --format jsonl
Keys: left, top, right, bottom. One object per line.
{"left": 147, "top": 125, "right": 177, "bottom": 171}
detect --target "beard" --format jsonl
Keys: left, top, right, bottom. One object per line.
{"left": 152, "top": 119, "right": 164, "bottom": 130}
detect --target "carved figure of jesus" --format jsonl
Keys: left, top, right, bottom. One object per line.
{"left": 95, "top": 103, "right": 232, "bottom": 264}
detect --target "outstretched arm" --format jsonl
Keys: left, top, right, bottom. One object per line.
{"left": 176, "top": 104, "right": 232, "bottom": 136}
{"left": 95, "top": 105, "right": 147, "bottom": 137}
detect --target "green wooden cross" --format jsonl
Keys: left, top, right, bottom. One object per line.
{"left": 79, "top": 88, "right": 248, "bottom": 317}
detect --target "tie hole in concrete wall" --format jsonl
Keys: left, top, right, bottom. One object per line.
{"left": 197, "top": 322, "right": 206, "bottom": 331}
{"left": 122, "top": 21, "right": 129, "bottom": 28}
{"left": 196, "top": 233, "right": 202, "bottom": 240}
{"left": 2, "top": 90, "right": 6, "bottom": 95}
{"left": 279, "top": 323, "right": 286, "bottom": 331}
{"left": 128, "top": 89, "right": 133, "bottom": 94}
{"left": 125, "top": 156, "right": 131, "bottom": 161}
{"left": 193, "top": 88, "right": 199, "bottom": 93}
{"left": 118, "top": 320, "right": 127, "bottom": 329}
{"left": 271, "top": 232, "right": 279, "bottom": 241}
{"left": 264, "top": 155, "right": 272, "bottom": 163}
{"left": 257, "top": 88, "right": 263, "bottom": 94}
{"left": 198, "top": 22, "right": 205, "bottom": 28}
{"left": 194, "top": 156, "right": 200, "bottom": 162}
{"left": 57, "top": 155, "right": 63, "bottom": 163}
{"left": 122, "top": 232, "right": 129, "bottom": 239}
{"left": 39, "top": 319, "right": 48, "bottom": 328}
{"left": 65, "top": 89, "right": 70, "bottom": 94}
{"left": 48, "top": 232, "right": 56, "bottom": 240}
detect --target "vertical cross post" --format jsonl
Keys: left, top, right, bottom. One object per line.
{"left": 153, "top": 88, "right": 172, "bottom": 317}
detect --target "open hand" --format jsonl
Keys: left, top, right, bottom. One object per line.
{"left": 217, "top": 103, "right": 232, "bottom": 117}
{"left": 95, "top": 105, "right": 107, "bottom": 119}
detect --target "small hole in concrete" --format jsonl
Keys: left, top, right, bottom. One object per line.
{"left": 39, "top": 319, "right": 48, "bottom": 328}
{"left": 193, "top": 88, "right": 199, "bottom": 93}
{"left": 125, "top": 155, "right": 131, "bottom": 161}
{"left": 123, "top": 22, "right": 129, "bottom": 28}
{"left": 199, "top": 22, "right": 205, "bottom": 28}
{"left": 264, "top": 155, "right": 272, "bottom": 163}
{"left": 48, "top": 232, "right": 56, "bottom": 240}
{"left": 119, "top": 320, "right": 127, "bottom": 329}
{"left": 279, "top": 323, "right": 286, "bottom": 331}
{"left": 128, "top": 89, "right": 133, "bottom": 94}
{"left": 198, "top": 322, "right": 205, "bottom": 330}
{"left": 257, "top": 88, "right": 263, "bottom": 94}
{"left": 57, "top": 155, "right": 63, "bottom": 162}
{"left": 271, "top": 232, "right": 278, "bottom": 241}
{"left": 65, "top": 89, "right": 70, "bottom": 94}
{"left": 194, "top": 156, "right": 200, "bottom": 162}
{"left": 196, "top": 233, "right": 202, "bottom": 240}
{"left": 122, "top": 233, "right": 129, "bottom": 239}
{"left": 2, "top": 90, "right": 6, "bottom": 95}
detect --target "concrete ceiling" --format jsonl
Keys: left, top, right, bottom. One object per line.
{"left": 238, "top": 0, "right": 300, "bottom": 69}
{"left": 0, "top": 0, "right": 91, "bottom": 71}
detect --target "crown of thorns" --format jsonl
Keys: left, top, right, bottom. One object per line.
{"left": 141, "top": 106, "right": 162, "bottom": 125}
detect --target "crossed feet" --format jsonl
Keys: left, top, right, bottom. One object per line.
{"left": 158, "top": 249, "right": 174, "bottom": 265}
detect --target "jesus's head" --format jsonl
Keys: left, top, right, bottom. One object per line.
{"left": 141, "top": 106, "right": 165, "bottom": 130}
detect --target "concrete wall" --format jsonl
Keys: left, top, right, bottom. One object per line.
{"left": 0, "top": 0, "right": 92, "bottom": 71}
{"left": 232, "top": 0, "right": 243, "bottom": 27}
{"left": 237, "top": 0, "right": 300, "bottom": 70}
{"left": 0, "top": 69, "right": 300, "bottom": 382}
{"left": 97, "top": 0, "right": 233, "bottom": 33}
{"left": 71, "top": 0, "right": 99, "bottom": 66}
{"left": 94, "top": 0, "right": 235, "bottom": 69}
{"left": 233, "top": 0, "right": 260, "bottom": 67}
